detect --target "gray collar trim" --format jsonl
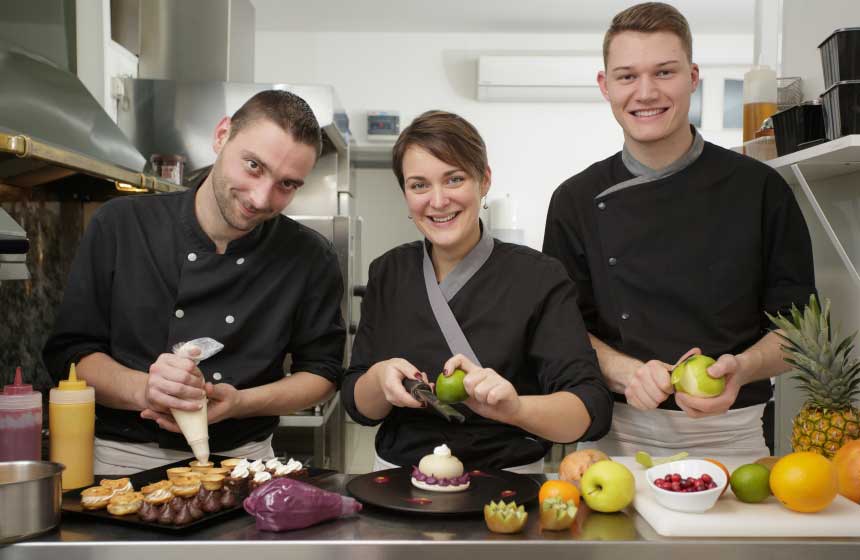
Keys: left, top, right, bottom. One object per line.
{"left": 424, "top": 221, "right": 494, "bottom": 302}
{"left": 596, "top": 128, "right": 705, "bottom": 200}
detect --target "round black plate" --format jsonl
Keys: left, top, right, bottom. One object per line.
{"left": 346, "top": 467, "right": 539, "bottom": 516}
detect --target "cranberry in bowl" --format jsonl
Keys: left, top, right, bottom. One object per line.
{"left": 645, "top": 459, "right": 728, "bottom": 513}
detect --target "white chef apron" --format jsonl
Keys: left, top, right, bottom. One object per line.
{"left": 93, "top": 435, "right": 275, "bottom": 475}
{"left": 578, "top": 402, "right": 768, "bottom": 459}
{"left": 372, "top": 453, "right": 545, "bottom": 475}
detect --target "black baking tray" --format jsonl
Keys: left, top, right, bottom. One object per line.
{"left": 61, "top": 455, "right": 335, "bottom": 532}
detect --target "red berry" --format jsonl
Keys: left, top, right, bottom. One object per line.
{"left": 671, "top": 474, "right": 681, "bottom": 483}
{"left": 671, "top": 482, "right": 681, "bottom": 491}
{"left": 701, "top": 474, "right": 713, "bottom": 483}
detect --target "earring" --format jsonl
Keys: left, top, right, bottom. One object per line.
{"left": 407, "top": 215, "right": 413, "bottom": 220}
{"left": 481, "top": 196, "right": 489, "bottom": 210}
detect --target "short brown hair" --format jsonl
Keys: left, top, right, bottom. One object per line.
{"left": 392, "top": 111, "right": 488, "bottom": 191}
{"left": 603, "top": 2, "right": 693, "bottom": 66}
{"left": 228, "top": 90, "right": 323, "bottom": 158}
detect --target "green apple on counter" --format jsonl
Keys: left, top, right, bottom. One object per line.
{"left": 671, "top": 355, "right": 725, "bottom": 398}
{"left": 580, "top": 460, "right": 635, "bottom": 513}
{"left": 435, "top": 368, "right": 468, "bottom": 404}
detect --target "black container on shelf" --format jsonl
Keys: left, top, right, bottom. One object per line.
{"left": 818, "top": 28, "right": 860, "bottom": 89}
{"left": 821, "top": 80, "right": 860, "bottom": 140}
{"left": 771, "top": 100, "right": 826, "bottom": 156}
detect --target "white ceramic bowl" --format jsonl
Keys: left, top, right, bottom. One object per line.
{"left": 645, "top": 459, "right": 728, "bottom": 514}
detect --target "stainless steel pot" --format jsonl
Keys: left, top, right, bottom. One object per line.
{"left": 0, "top": 461, "right": 65, "bottom": 543}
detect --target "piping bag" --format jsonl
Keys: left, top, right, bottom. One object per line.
{"left": 170, "top": 337, "right": 224, "bottom": 464}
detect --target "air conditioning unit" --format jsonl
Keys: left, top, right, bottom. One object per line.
{"left": 477, "top": 55, "right": 604, "bottom": 102}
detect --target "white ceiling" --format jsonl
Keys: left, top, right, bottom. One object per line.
{"left": 251, "top": 0, "right": 755, "bottom": 35}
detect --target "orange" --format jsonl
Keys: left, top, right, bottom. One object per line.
{"left": 833, "top": 439, "right": 860, "bottom": 504}
{"left": 704, "top": 458, "right": 730, "bottom": 497}
{"left": 539, "top": 480, "right": 580, "bottom": 507}
{"left": 769, "top": 451, "right": 838, "bottom": 513}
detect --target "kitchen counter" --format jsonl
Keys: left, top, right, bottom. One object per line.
{"left": 4, "top": 475, "right": 858, "bottom": 560}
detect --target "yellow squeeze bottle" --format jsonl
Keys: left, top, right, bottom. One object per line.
{"left": 49, "top": 363, "right": 95, "bottom": 490}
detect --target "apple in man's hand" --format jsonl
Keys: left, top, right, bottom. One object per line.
{"left": 580, "top": 460, "right": 635, "bottom": 513}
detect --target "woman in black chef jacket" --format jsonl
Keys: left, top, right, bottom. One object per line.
{"left": 341, "top": 110, "right": 613, "bottom": 472}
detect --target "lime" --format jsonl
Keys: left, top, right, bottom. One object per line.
{"left": 435, "top": 369, "right": 468, "bottom": 404}
{"left": 730, "top": 463, "right": 771, "bottom": 503}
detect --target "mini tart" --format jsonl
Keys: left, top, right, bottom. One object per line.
{"left": 167, "top": 467, "right": 191, "bottom": 480}
{"left": 107, "top": 492, "right": 143, "bottom": 516}
{"left": 206, "top": 467, "right": 230, "bottom": 477}
{"left": 81, "top": 486, "right": 113, "bottom": 510}
{"left": 171, "top": 476, "right": 202, "bottom": 498}
{"left": 189, "top": 460, "right": 214, "bottom": 472}
{"left": 141, "top": 480, "right": 173, "bottom": 495}
{"left": 220, "top": 458, "right": 244, "bottom": 469}
{"left": 142, "top": 487, "right": 173, "bottom": 506}
{"left": 100, "top": 477, "right": 133, "bottom": 495}
{"left": 201, "top": 474, "right": 225, "bottom": 491}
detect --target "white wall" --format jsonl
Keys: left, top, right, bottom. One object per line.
{"left": 256, "top": 30, "right": 752, "bottom": 261}
{"left": 779, "top": 0, "right": 860, "bottom": 100}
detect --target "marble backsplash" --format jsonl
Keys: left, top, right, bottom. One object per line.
{"left": 0, "top": 201, "right": 83, "bottom": 393}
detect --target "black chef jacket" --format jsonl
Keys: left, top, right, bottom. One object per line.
{"left": 342, "top": 239, "right": 613, "bottom": 470}
{"left": 543, "top": 140, "right": 816, "bottom": 410}
{"left": 43, "top": 182, "right": 345, "bottom": 451}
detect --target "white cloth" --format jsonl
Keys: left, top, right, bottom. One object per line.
{"left": 372, "top": 453, "right": 545, "bottom": 474}
{"left": 93, "top": 435, "right": 274, "bottom": 475}
{"left": 578, "top": 402, "right": 768, "bottom": 459}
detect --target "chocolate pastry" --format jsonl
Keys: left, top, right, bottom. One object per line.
{"left": 225, "top": 476, "right": 249, "bottom": 499}
{"left": 138, "top": 501, "right": 161, "bottom": 523}
{"left": 220, "top": 488, "right": 237, "bottom": 508}
{"left": 187, "top": 499, "right": 204, "bottom": 521}
{"left": 202, "top": 490, "right": 222, "bottom": 513}
{"left": 157, "top": 504, "right": 176, "bottom": 525}
{"left": 169, "top": 496, "right": 185, "bottom": 513}
{"left": 173, "top": 502, "right": 193, "bottom": 525}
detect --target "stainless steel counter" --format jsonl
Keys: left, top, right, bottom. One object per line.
{"left": 4, "top": 475, "right": 858, "bottom": 560}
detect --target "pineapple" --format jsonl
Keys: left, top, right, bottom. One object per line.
{"left": 767, "top": 294, "right": 860, "bottom": 458}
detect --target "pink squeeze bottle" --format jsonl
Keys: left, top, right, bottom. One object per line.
{"left": 0, "top": 367, "right": 43, "bottom": 461}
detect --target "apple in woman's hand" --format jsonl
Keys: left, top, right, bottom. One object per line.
{"left": 435, "top": 368, "right": 468, "bottom": 404}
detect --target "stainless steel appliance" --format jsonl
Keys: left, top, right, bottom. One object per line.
{"left": 0, "top": 461, "right": 65, "bottom": 543}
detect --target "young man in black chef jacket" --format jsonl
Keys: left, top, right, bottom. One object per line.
{"left": 543, "top": 2, "right": 816, "bottom": 457}
{"left": 43, "top": 90, "right": 345, "bottom": 473}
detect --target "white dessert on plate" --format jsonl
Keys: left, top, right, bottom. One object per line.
{"left": 410, "top": 444, "right": 471, "bottom": 493}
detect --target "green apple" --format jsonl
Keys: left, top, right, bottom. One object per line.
{"left": 671, "top": 355, "right": 725, "bottom": 398}
{"left": 435, "top": 368, "right": 468, "bottom": 404}
{"left": 580, "top": 460, "right": 635, "bottom": 513}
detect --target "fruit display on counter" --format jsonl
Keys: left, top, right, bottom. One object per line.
{"left": 538, "top": 480, "right": 580, "bottom": 505}
{"left": 483, "top": 500, "right": 527, "bottom": 534}
{"left": 833, "top": 439, "right": 860, "bottom": 503}
{"left": 767, "top": 295, "right": 860, "bottom": 458}
{"left": 753, "top": 456, "right": 781, "bottom": 471}
{"left": 729, "top": 464, "right": 772, "bottom": 503}
{"left": 435, "top": 368, "right": 468, "bottom": 404}
{"left": 769, "top": 451, "right": 838, "bottom": 513}
{"left": 558, "top": 449, "right": 609, "bottom": 482}
{"left": 580, "top": 460, "right": 635, "bottom": 513}
{"left": 670, "top": 354, "right": 725, "bottom": 397}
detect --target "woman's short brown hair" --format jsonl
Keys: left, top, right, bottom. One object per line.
{"left": 228, "top": 90, "right": 323, "bottom": 158}
{"left": 392, "top": 111, "right": 488, "bottom": 191}
{"left": 603, "top": 2, "right": 693, "bottom": 66}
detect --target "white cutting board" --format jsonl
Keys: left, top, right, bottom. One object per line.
{"left": 613, "top": 456, "right": 860, "bottom": 537}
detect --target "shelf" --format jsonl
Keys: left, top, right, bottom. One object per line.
{"left": 279, "top": 393, "right": 340, "bottom": 428}
{"left": 767, "top": 134, "right": 860, "bottom": 185}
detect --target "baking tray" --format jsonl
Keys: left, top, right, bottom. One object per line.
{"left": 347, "top": 467, "right": 539, "bottom": 516}
{"left": 61, "top": 455, "right": 335, "bottom": 532}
